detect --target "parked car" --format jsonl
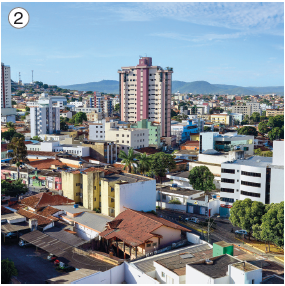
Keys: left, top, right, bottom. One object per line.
{"left": 18, "top": 239, "right": 32, "bottom": 247}
{"left": 185, "top": 217, "right": 199, "bottom": 223}
{"left": 235, "top": 230, "right": 248, "bottom": 235}
{"left": 47, "top": 254, "right": 57, "bottom": 261}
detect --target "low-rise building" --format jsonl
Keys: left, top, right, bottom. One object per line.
{"left": 171, "top": 120, "right": 199, "bottom": 145}
{"left": 266, "top": 109, "right": 284, "bottom": 117}
{"left": 210, "top": 114, "right": 232, "bottom": 126}
{"left": 86, "top": 111, "right": 103, "bottom": 122}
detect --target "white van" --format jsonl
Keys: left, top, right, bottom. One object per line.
{"left": 185, "top": 217, "right": 199, "bottom": 223}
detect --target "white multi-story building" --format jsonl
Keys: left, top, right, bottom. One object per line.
{"left": 89, "top": 120, "right": 105, "bottom": 141}
{"left": 246, "top": 102, "right": 261, "bottom": 115}
{"left": 118, "top": 57, "right": 173, "bottom": 138}
{"left": 30, "top": 97, "right": 60, "bottom": 137}
{"left": 1, "top": 63, "right": 16, "bottom": 123}
{"left": 220, "top": 140, "right": 284, "bottom": 205}
{"left": 69, "top": 101, "right": 83, "bottom": 108}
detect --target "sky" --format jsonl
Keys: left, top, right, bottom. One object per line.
{"left": 1, "top": 2, "right": 284, "bottom": 87}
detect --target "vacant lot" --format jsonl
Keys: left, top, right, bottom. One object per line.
{"left": 1, "top": 243, "right": 61, "bottom": 284}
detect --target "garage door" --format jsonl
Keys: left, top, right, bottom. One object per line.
{"left": 188, "top": 205, "right": 194, "bottom": 213}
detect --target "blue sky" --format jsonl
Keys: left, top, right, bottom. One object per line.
{"left": 1, "top": 2, "right": 284, "bottom": 87}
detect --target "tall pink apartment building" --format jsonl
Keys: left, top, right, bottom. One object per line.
{"left": 118, "top": 57, "right": 173, "bottom": 137}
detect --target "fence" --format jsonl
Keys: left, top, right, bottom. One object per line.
{"left": 156, "top": 201, "right": 186, "bottom": 212}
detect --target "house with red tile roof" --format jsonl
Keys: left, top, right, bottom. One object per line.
{"left": 20, "top": 192, "right": 74, "bottom": 211}
{"left": 99, "top": 209, "right": 190, "bottom": 260}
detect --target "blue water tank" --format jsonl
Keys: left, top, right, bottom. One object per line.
{"left": 73, "top": 204, "right": 78, "bottom": 208}
{"left": 212, "top": 195, "right": 217, "bottom": 199}
{"left": 172, "top": 183, "right": 178, "bottom": 187}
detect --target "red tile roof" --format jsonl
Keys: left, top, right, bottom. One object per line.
{"left": 181, "top": 141, "right": 199, "bottom": 146}
{"left": 99, "top": 209, "right": 190, "bottom": 247}
{"left": 1, "top": 206, "right": 13, "bottom": 215}
{"left": 27, "top": 151, "right": 59, "bottom": 157}
{"left": 20, "top": 193, "right": 74, "bottom": 209}
{"left": 1, "top": 143, "right": 9, "bottom": 152}
{"left": 17, "top": 208, "right": 58, "bottom": 225}
{"left": 37, "top": 206, "right": 60, "bottom": 217}
{"left": 28, "top": 159, "right": 65, "bottom": 170}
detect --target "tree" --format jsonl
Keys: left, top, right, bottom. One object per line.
{"left": 262, "top": 111, "right": 266, "bottom": 116}
{"left": 258, "top": 121, "right": 269, "bottom": 135}
{"left": 32, "top": 136, "right": 43, "bottom": 142}
{"left": 12, "top": 100, "right": 17, "bottom": 105}
{"left": 188, "top": 166, "right": 215, "bottom": 192}
{"left": 254, "top": 148, "right": 262, "bottom": 156}
{"left": 267, "top": 115, "right": 284, "bottom": 128}
{"left": 118, "top": 148, "right": 138, "bottom": 173}
{"left": 204, "top": 126, "right": 211, "bottom": 132}
{"left": 114, "top": 103, "right": 120, "bottom": 112}
{"left": 237, "top": 126, "right": 258, "bottom": 136}
{"left": 252, "top": 202, "right": 284, "bottom": 250}
{"left": 78, "top": 96, "right": 82, "bottom": 102}
{"left": 6, "top": 122, "right": 15, "bottom": 131}
{"left": 1, "top": 180, "right": 28, "bottom": 197}
{"left": 250, "top": 112, "right": 260, "bottom": 123}
{"left": 268, "top": 127, "right": 284, "bottom": 141}
{"left": 230, "top": 199, "right": 265, "bottom": 240}
{"left": 1, "top": 258, "right": 18, "bottom": 284}
{"left": 149, "top": 152, "right": 176, "bottom": 183}
{"left": 136, "top": 152, "right": 151, "bottom": 175}
{"left": 71, "top": 112, "right": 87, "bottom": 124}
{"left": 25, "top": 106, "right": 30, "bottom": 112}
{"left": 60, "top": 120, "right": 68, "bottom": 131}
{"left": 8, "top": 137, "right": 29, "bottom": 179}
{"left": 171, "top": 109, "right": 178, "bottom": 118}
{"left": 43, "top": 84, "right": 49, "bottom": 89}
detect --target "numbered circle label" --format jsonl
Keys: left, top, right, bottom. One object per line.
{"left": 8, "top": 7, "right": 30, "bottom": 29}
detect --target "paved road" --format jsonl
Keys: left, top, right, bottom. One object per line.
{"left": 157, "top": 209, "right": 284, "bottom": 265}
{"left": 1, "top": 243, "right": 61, "bottom": 284}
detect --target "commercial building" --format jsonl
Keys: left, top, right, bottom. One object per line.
{"left": 118, "top": 57, "right": 173, "bottom": 137}
{"left": 199, "top": 132, "right": 254, "bottom": 155}
{"left": 131, "top": 119, "right": 161, "bottom": 147}
{"left": 171, "top": 120, "right": 199, "bottom": 144}
{"left": 30, "top": 97, "right": 60, "bottom": 137}
{"left": 1, "top": 62, "right": 16, "bottom": 123}
{"left": 61, "top": 167, "right": 156, "bottom": 217}
{"left": 220, "top": 141, "right": 284, "bottom": 205}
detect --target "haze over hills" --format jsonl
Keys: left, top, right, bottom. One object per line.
{"left": 60, "top": 80, "right": 284, "bottom": 95}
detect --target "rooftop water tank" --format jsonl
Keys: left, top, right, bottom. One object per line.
{"left": 73, "top": 204, "right": 78, "bottom": 208}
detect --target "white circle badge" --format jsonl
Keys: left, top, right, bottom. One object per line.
{"left": 8, "top": 7, "right": 30, "bottom": 29}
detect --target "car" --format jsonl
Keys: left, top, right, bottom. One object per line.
{"left": 235, "top": 230, "right": 248, "bottom": 235}
{"left": 185, "top": 217, "right": 199, "bottom": 223}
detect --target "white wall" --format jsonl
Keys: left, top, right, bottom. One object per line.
{"left": 75, "top": 223, "right": 99, "bottom": 241}
{"left": 117, "top": 179, "right": 156, "bottom": 216}
{"left": 272, "top": 141, "right": 284, "bottom": 166}
{"left": 229, "top": 265, "right": 262, "bottom": 284}
{"left": 125, "top": 263, "right": 159, "bottom": 284}
{"left": 270, "top": 166, "right": 284, "bottom": 204}
{"left": 153, "top": 261, "right": 180, "bottom": 284}
{"left": 157, "top": 201, "right": 187, "bottom": 212}
{"left": 186, "top": 233, "right": 200, "bottom": 244}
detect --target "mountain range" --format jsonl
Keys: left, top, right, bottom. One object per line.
{"left": 60, "top": 80, "right": 284, "bottom": 95}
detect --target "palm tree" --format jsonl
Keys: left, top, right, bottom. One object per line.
{"left": 118, "top": 148, "right": 138, "bottom": 173}
{"left": 136, "top": 152, "right": 151, "bottom": 175}
{"left": 6, "top": 121, "right": 15, "bottom": 131}
{"left": 8, "top": 137, "right": 29, "bottom": 179}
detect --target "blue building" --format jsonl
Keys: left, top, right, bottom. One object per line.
{"left": 171, "top": 120, "right": 199, "bottom": 144}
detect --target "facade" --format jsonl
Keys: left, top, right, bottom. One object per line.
{"left": 131, "top": 119, "right": 161, "bottom": 147}
{"left": 246, "top": 102, "right": 261, "bottom": 115}
{"left": 231, "top": 105, "right": 251, "bottom": 117}
{"left": 266, "top": 109, "right": 284, "bottom": 117}
{"left": 171, "top": 120, "right": 199, "bottom": 144}
{"left": 230, "top": 113, "right": 243, "bottom": 124}
{"left": 86, "top": 111, "right": 103, "bottom": 122}
{"left": 89, "top": 120, "right": 105, "bottom": 141}
{"left": 199, "top": 132, "right": 254, "bottom": 155}
{"left": 1, "top": 63, "right": 16, "bottom": 123}
{"left": 30, "top": 97, "right": 60, "bottom": 137}
{"left": 61, "top": 167, "right": 156, "bottom": 216}
{"left": 118, "top": 57, "right": 173, "bottom": 137}
{"left": 210, "top": 114, "right": 232, "bottom": 126}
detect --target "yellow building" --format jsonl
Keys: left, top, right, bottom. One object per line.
{"left": 210, "top": 114, "right": 232, "bottom": 126}
{"left": 61, "top": 167, "right": 156, "bottom": 217}
{"left": 266, "top": 109, "right": 284, "bottom": 117}
{"left": 190, "top": 133, "right": 200, "bottom": 141}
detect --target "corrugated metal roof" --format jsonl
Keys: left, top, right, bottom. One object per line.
{"left": 132, "top": 243, "right": 211, "bottom": 274}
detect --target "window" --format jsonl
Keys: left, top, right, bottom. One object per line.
{"left": 94, "top": 198, "right": 96, "bottom": 201}
{"left": 241, "top": 191, "right": 261, "bottom": 197}
{"left": 146, "top": 243, "right": 151, "bottom": 247}
{"left": 244, "top": 147, "right": 249, "bottom": 151}
{"left": 241, "top": 171, "right": 261, "bottom": 177}
{"left": 221, "top": 178, "right": 235, "bottom": 184}
{"left": 162, "top": 272, "right": 165, "bottom": 278}
{"left": 111, "top": 198, "right": 114, "bottom": 202}
{"left": 94, "top": 186, "right": 96, "bottom": 190}
{"left": 221, "top": 188, "right": 234, "bottom": 193}
{"left": 220, "top": 197, "right": 234, "bottom": 203}
{"left": 99, "top": 202, "right": 101, "bottom": 207}
{"left": 236, "top": 189, "right": 239, "bottom": 192}
{"left": 241, "top": 181, "right": 261, "bottom": 188}
{"left": 221, "top": 168, "right": 235, "bottom": 174}
{"left": 76, "top": 192, "right": 80, "bottom": 196}
{"left": 76, "top": 183, "right": 80, "bottom": 186}
{"left": 111, "top": 187, "right": 114, "bottom": 192}
{"left": 162, "top": 194, "right": 166, "bottom": 200}
{"left": 153, "top": 242, "right": 157, "bottom": 247}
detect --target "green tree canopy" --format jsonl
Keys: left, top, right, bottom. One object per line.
{"left": 32, "top": 136, "right": 43, "bottom": 142}
{"left": 268, "top": 126, "right": 284, "bottom": 141}
{"left": 229, "top": 199, "right": 266, "bottom": 239}
{"left": 267, "top": 115, "right": 284, "bottom": 128}
{"left": 118, "top": 148, "right": 138, "bottom": 173}
{"left": 250, "top": 112, "right": 260, "bottom": 123}
{"left": 136, "top": 152, "right": 151, "bottom": 175}
{"left": 252, "top": 202, "right": 284, "bottom": 249}
{"left": 25, "top": 106, "right": 30, "bottom": 111}
{"left": 149, "top": 152, "right": 176, "bottom": 183}
{"left": 1, "top": 179, "right": 28, "bottom": 197}
{"left": 12, "top": 100, "right": 17, "bottom": 105}
{"left": 114, "top": 103, "right": 120, "bottom": 112}
{"left": 8, "top": 137, "right": 29, "bottom": 179}
{"left": 1, "top": 258, "right": 18, "bottom": 284}
{"left": 70, "top": 112, "right": 87, "bottom": 124}
{"left": 237, "top": 126, "right": 258, "bottom": 136}
{"left": 258, "top": 121, "right": 269, "bottom": 134}
{"left": 43, "top": 84, "right": 49, "bottom": 89}
{"left": 188, "top": 166, "right": 215, "bottom": 192}
{"left": 204, "top": 126, "right": 211, "bottom": 132}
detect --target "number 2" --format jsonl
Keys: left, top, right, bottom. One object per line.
{"left": 14, "top": 12, "right": 23, "bottom": 24}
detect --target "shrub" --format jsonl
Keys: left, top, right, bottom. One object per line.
{"left": 168, "top": 199, "right": 182, "bottom": 204}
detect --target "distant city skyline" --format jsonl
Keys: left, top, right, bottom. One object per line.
{"left": 1, "top": 2, "right": 284, "bottom": 87}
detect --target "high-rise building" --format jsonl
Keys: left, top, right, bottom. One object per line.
{"left": 118, "top": 57, "right": 173, "bottom": 137}
{"left": 1, "top": 63, "right": 12, "bottom": 108}
{"left": 30, "top": 96, "right": 60, "bottom": 137}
